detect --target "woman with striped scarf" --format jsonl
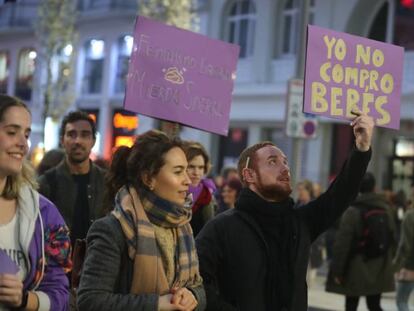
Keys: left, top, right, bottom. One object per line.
{"left": 77, "top": 130, "right": 205, "bottom": 311}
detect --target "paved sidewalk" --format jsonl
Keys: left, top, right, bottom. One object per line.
{"left": 308, "top": 274, "right": 404, "bottom": 311}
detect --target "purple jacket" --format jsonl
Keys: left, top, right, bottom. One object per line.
{"left": 18, "top": 185, "right": 71, "bottom": 310}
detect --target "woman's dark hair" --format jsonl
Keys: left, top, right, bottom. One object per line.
{"left": 105, "top": 130, "right": 184, "bottom": 210}
{"left": 0, "top": 94, "right": 36, "bottom": 198}
{"left": 221, "top": 166, "right": 238, "bottom": 180}
{"left": 37, "top": 148, "right": 65, "bottom": 176}
{"left": 104, "top": 145, "right": 131, "bottom": 212}
{"left": 360, "top": 172, "right": 376, "bottom": 193}
{"left": 223, "top": 178, "right": 242, "bottom": 197}
{"left": 182, "top": 141, "right": 211, "bottom": 175}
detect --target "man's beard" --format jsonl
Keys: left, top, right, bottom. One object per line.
{"left": 68, "top": 152, "right": 89, "bottom": 164}
{"left": 256, "top": 175, "right": 292, "bottom": 202}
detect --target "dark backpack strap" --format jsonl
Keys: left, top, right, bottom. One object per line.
{"left": 44, "top": 169, "right": 57, "bottom": 203}
{"left": 356, "top": 206, "right": 368, "bottom": 249}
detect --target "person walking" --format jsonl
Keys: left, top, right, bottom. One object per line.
{"left": 326, "top": 172, "right": 396, "bottom": 311}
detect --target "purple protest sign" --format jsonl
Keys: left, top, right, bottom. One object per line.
{"left": 304, "top": 25, "right": 404, "bottom": 129}
{"left": 124, "top": 16, "right": 240, "bottom": 136}
{"left": 0, "top": 249, "right": 19, "bottom": 274}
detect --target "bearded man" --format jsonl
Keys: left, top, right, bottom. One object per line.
{"left": 196, "top": 112, "right": 374, "bottom": 311}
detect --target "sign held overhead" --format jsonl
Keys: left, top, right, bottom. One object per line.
{"left": 303, "top": 25, "right": 404, "bottom": 129}
{"left": 124, "top": 16, "right": 240, "bottom": 136}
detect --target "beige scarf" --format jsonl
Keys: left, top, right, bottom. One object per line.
{"left": 112, "top": 186, "right": 202, "bottom": 294}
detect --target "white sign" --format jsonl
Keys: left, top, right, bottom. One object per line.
{"left": 285, "top": 79, "right": 318, "bottom": 139}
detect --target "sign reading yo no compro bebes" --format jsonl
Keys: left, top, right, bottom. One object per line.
{"left": 304, "top": 25, "right": 404, "bottom": 129}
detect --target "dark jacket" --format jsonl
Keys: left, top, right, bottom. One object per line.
{"left": 326, "top": 192, "right": 396, "bottom": 296}
{"left": 37, "top": 159, "right": 106, "bottom": 228}
{"left": 191, "top": 199, "right": 216, "bottom": 237}
{"left": 394, "top": 209, "right": 414, "bottom": 270}
{"left": 196, "top": 147, "right": 371, "bottom": 311}
{"left": 77, "top": 214, "right": 206, "bottom": 311}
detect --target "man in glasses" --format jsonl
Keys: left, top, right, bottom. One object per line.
{"left": 196, "top": 112, "right": 374, "bottom": 311}
{"left": 38, "top": 111, "right": 106, "bottom": 246}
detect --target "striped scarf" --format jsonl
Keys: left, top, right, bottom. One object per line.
{"left": 112, "top": 186, "right": 202, "bottom": 295}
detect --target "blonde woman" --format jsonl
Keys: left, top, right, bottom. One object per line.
{"left": 0, "top": 94, "right": 71, "bottom": 310}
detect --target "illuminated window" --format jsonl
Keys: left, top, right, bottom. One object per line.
{"left": 113, "top": 112, "right": 138, "bottom": 131}
{"left": 112, "top": 109, "right": 138, "bottom": 149}
{"left": 396, "top": 139, "right": 414, "bottom": 157}
{"left": 52, "top": 44, "right": 73, "bottom": 91}
{"left": 62, "top": 44, "right": 73, "bottom": 57}
{"left": 83, "top": 39, "right": 105, "bottom": 94}
{"left": 114, "top": 136, "right": 135, "bottom": 148}
{"left": 0, "top": 51, "right": 9, "bottom": 94}
{"left": 225, "top": 0, "right": 256, "bottom": 58}
{"left": 15, "top": 48, "right": 36, "bottom": 100}
{"left": 115, "top": 35, "right": 133, "bottom": 94}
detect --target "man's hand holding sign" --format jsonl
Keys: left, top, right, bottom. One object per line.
{"left": 350, "top": 110, "right": 375, "bottom": 152}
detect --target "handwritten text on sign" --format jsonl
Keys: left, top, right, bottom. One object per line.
{"left": 124, "top": 16, "right": 240, "bottom": 136}
{"left": 304, "top": 25, "right": 404, "bottom": 129}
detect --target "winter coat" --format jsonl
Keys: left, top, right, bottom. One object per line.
{"left": 77, "top": 214, "right": 206, "bottom": 311}
{"left": 37, "top": 159, "right": 106, "bottom": 229}
{"left": 394, "top": 209, "right": 414, "bottom": 277}
{"left": 196, "top": 147, "right": 371, "bottom": 311}
{"left": 1, "top": 185, "right": 71, "bottom": 310}
{"left": 326, "top": 192, "right": 397, "bottom": 296}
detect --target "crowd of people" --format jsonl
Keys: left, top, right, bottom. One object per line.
{"left": 0, "top": 93, "right": 413, "bottom": 310}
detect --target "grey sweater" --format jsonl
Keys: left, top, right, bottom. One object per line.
{"left": 77, "top": 214, "right": 206, "bottom": 311}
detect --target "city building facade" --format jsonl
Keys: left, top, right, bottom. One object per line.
{"left": 0, "top": 0, "right": 413, "bottom": 193}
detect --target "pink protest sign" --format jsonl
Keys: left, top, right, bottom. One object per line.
{"left": 304, "top": 25, "right": 404, "bottom": 129}
{"left": 124, "top": 16, "right": 240, "bottom": 136}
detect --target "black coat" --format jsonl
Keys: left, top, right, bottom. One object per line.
{"left": 196, "top": 147, "right": 371, "bottom": 311}
{"left": 37, "top": 159, "right": 106, "bottom": 229}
